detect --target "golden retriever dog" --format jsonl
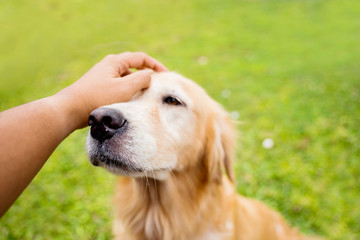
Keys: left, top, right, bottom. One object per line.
{"left": 86, "top": 72, "right": 319, "bottom": 240}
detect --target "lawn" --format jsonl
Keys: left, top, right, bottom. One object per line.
{"left": 1, "top": 0, "right": 359, "bottom": 239}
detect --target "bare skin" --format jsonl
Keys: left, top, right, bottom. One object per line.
{"left": 0, "top": 52, "right": 167, "bottom": 217}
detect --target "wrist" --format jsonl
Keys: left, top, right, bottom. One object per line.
{"left": 49, "top": 88, "right": 89, "bottom": 131}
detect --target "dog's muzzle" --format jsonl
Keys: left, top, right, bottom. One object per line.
{"left": 88, "top": 108, "right": 127, "bottom": 143}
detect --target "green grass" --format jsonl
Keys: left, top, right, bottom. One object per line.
{"left": 1, "top": 0, "right": 359, "bottom": 239}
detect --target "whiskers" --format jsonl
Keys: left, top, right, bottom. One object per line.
{"left": 60, "top": 146, "right": 89, "bottom": 178}
{"left": 141, "top": 169, "right": 150, "bottom": 203}
{"left": 167, "top": 167, "right": 176, "bottom": 179}
{"left": 150, "top": 169, "right": 159, "bottom": 204}
{"left": 138, "top": 166, "right": 177, "bottom": 205}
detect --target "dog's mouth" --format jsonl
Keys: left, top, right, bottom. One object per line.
{"left": 90, "top": 153, "right": 173, "bottom": 179}
{"left": 90, "top": 153, "right": 145, "bottom": 173}
{"left": 87, "top": 128, "right": 172, "bottom": 179}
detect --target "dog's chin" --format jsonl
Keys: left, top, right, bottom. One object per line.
{"left": 90, "top": 154, "right": 142, "bottom": 172}
{"left": 106, "top": 167, "right": 171, "bottom": 180}
{"left": 89, "top": 155, "right": 171, "bottom": 180}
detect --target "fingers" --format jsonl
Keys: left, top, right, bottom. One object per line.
{"left": 121, "top": 69, "right": 133, "bottom": 77}
{"left": 106, "top": 52, "right": 168, "bottom": 76}
{"left": 117, "top": 69, "right": 152, "bottom": 97}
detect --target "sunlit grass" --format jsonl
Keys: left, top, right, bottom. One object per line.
{"left": 1, "top": 0, "right": 359, "bottom": 239}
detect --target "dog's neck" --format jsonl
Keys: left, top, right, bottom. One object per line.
{"left": 114, "top": 166, "right": 231, "bottom": 240}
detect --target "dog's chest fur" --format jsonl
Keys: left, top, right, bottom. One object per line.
{"left": 113, "top": 173, "right": 233, "bottom": 240}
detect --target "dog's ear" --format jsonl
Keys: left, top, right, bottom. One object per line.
{"left": 204, "top": 108, "right": 236, "bottom": 183}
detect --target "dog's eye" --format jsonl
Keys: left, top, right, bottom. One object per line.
{"left": 163, "top": 96, "right": 183, "bottom": 106}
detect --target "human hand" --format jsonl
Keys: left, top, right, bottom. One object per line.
{"left": 53, "top": 52, "right": 167, "bottom": 129}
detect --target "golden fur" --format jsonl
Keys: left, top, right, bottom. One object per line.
{"left": 87, "top": 72, "right": 320, "bottom": 240}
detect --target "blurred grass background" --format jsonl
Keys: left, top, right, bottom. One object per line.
{"left": 1, "top": 0, "right": 359, "bottom": 239}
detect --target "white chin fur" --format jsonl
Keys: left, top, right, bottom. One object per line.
{"left": 102, "top": 164, "right": 171, "bottom": 180}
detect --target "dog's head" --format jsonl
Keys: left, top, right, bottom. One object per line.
{"left": 86, "top": 72, "right": 235, "bottom": 182}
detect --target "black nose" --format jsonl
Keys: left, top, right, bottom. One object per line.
{"left": 88, "top": 108, "right": 127, "bottom": 142}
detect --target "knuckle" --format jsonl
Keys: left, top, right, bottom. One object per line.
{"left": 104, "top": 54, "right": 116, "bottom": 61}
{"left": 135, "top": 52, "right": 147, "bottom": 58}
{"left": 120, "top": 51, "right": 132, "bottom": 57}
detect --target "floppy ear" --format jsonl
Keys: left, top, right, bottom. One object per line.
{"left": 204, "top": 109, "right": 236, "bottom": 183}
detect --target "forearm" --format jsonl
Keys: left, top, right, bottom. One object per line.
{"left": 0, "top": 95, "right": 79, "bottom": 217}
{"left": 0, "top": 52, "right": 166, "bottom": 217}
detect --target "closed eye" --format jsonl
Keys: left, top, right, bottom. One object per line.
{"left": 163, "top": 96, "right": 185, "bottom": 106}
